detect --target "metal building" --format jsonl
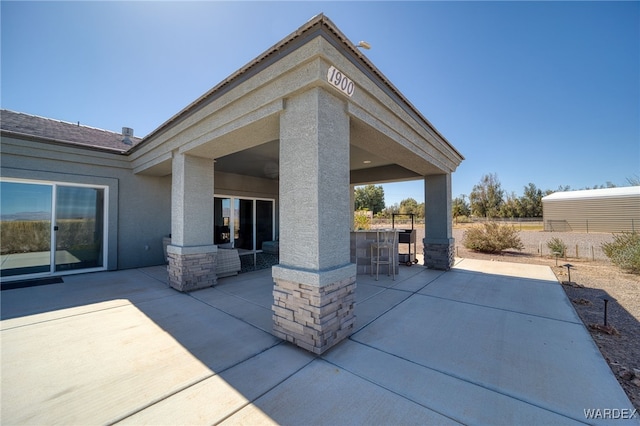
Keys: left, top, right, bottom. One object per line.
{"left": 542, "top": 186, "right": 640, "bottom": 232}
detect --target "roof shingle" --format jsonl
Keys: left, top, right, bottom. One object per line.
{"left": 0, "top": 109, "right": 141, "bottom": 153}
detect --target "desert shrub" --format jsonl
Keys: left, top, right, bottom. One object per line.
{"left": 353, "top": 211, "right": 371, "bottom": 230}
{"left": 463, "top": 222, "right": 524, "bottom": 254}
{"left": 602, "top": 232, "right": 640, "bottom": 274}
{"left": 547, "top": 237, "right": 567, "bottom": 257}
{"left": 454, "top": 215, "right": 472, "bottom": 224}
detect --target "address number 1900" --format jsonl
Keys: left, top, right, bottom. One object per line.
{"left": 327, "top": 66, "right": 355, "bottom": 97}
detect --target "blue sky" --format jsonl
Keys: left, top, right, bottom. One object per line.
{"left": 2, "top": 1, "right": 638, "bottom": 206}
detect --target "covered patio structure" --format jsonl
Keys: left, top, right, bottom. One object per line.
{"left": 130, "top": 14, "right": 463, "bottom": 354}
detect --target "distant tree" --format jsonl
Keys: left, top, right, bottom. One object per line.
{"left": 354, "top": 185, "right": 385, "bottom": 214}
{"left": 500, "top": 192, "right": 522, "bottom": 218}
{"left": 399, "top": 198, "right": 420, "bottom": 216}
{"left": 379, "top": 203, "right": 399, "bottom": 219}
{"left": 452, "top": 195, "right": 470, "bottom": 219}
{"left": 627, "top": 174, "right": 640, "bottom": 186}
{"left": 469, "top": 173, "right": 504, "bottom": 218}
{"left": 519, "top": 183, "right": 543, "bottom": 217}
{"left": 586, "top": 182, "right": 617, "bottom": 189}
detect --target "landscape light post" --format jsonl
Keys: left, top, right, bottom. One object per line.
{"left": 597, "top": 295, "right": 616, "bottom": 327}
{"left": 562, "top": 263, "right": 574, "bottom": 283}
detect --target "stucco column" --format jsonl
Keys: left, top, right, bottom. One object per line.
{"left": 272, "top": 87, "right": 356, "bottom": 354}
{"left": 350, "top": 184, "right": 356, "bottom": 231}
{"left": 167, "top": 152, "right": 218, "bottom": 291}
{"left": 424, "top": 173, "right": 455, "bottom": 270}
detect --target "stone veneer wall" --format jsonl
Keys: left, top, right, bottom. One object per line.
{"left": 167, "top": 251, "right": 217, "bottom": 292}
{"left": 272, "top": 276, "right": 356, "bottom": 354}
{"left": 423, "top": 239, "right": 455, "bottom": 270}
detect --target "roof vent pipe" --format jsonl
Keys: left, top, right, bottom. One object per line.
{"left": 122, "top": 127, "right": 134, "bottom": 145}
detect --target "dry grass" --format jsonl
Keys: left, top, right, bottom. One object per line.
{"left": 1, "top": 219, "right": 98, "bottom": 255}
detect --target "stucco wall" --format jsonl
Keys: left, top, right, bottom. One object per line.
{"left": 1, "top": 135, "right": 171, "bottom": 270}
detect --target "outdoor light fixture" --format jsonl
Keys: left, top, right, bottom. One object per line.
{"left": 562, "top": 263, "right": 574, "bottom": 284}
{"left": 597, "top": 294, "right": 616, "bottom": 326}
{"left": 356, "top": 41, "right": 371, "bottom": 50}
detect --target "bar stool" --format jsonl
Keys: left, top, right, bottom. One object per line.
{"left": 370, "top": 229, "right": 396, "bottom": 281}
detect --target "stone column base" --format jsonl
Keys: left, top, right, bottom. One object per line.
{"left": 167, "top": 245, "right": 217, "bottom": 292}
{"left": 272, "top": 265, "right": 356, "bottom": 354}
{"left": 424, "top": 238, "right": 455, "bottom": 270}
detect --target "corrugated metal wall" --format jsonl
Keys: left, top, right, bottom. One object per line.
{"left": 543, "top": 195, "right": 640, "bottom": 232}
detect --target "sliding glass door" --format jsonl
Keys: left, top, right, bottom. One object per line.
{"left": 0, "top": 180, "right": 107, "bottom": 279}
{"left": 256, "top": 199, "right": 274, "bottom": 252}
{"left": 214, "top": 196, "right": 274, "bottom": 252}
{"left": 55, "top": 186, "right": 105, "bottom": 272}
{"left": 0, "top": 182, "right": 52, "bottom": 276}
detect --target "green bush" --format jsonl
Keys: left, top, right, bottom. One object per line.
{"left": 463, "top": 222, "right": 524, "bottom": 254}
{"left": 547, "top": 237, "right": 567, "bottom": 257}
{"left": 353, "top": 211, "right": 371, "bottom": 230}
{"left": 602, "top": 232, "right": 640, "bottom": 274}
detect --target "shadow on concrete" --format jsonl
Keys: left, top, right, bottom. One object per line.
{"left": 1, "top": 262, "right": 637, "bottom": 424}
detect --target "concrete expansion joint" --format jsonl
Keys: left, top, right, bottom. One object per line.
{"left": 423, "top": 292, "right": 584, "bottom": 325}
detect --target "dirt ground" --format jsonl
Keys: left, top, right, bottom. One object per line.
{"left": 452, "top": 236, "right": 640, "bottom": 409}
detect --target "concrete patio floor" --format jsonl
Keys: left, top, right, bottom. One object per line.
{"left": 1, "top": 259, "right": 637, "bottom": 425}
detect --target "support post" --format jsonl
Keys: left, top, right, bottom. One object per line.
{"left": 167, "top": 153, "right": 217, "bottom": 291}
{"left": 272, "top": 88, "right": 356, "bottom": 354}
{"left": 423, "top": 173, "right": 455, "bottom": 270}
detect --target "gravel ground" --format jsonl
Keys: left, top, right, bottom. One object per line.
{"left": 451, "top": 228, "right": 640, "bottom": 409}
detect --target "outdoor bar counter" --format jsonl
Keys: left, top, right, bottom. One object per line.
{"left": 350, "top": 230, "right": 399, "bottom": 275}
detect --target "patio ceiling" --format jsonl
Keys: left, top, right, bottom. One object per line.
{"left": 213, "top": 140, "right": 413, "bottom": 184}
{"left": 207, "top": 115, "right": 434, "bottom": 186}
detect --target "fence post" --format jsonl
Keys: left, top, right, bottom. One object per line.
{"left": 575, "top": 244, "right": 579, "bottom": 259}
{"left": 591, "top": 244, "right": 594, "bottom": 261}
{"left": 586, "top": 219, "right": 589, "bottom": 233}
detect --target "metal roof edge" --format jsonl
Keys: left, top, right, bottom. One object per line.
{"left": 542, "top": 186, "right": 640, "bottom": 201}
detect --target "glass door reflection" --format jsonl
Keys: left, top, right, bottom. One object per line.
{"left": 0, "top": 182, "right": 53, "bottom": 277}
{"left": 214, "top": 197, "right": 232, "bottom": 247}
{"left": 54, "top": 186, "right": 105, "bottom": 272}
{"left": 214, "top": 196, "right": 274, "bottom": 252}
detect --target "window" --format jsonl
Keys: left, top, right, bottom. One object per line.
{"left": 0, "top": 179, "right": 107, "bottom": 279}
